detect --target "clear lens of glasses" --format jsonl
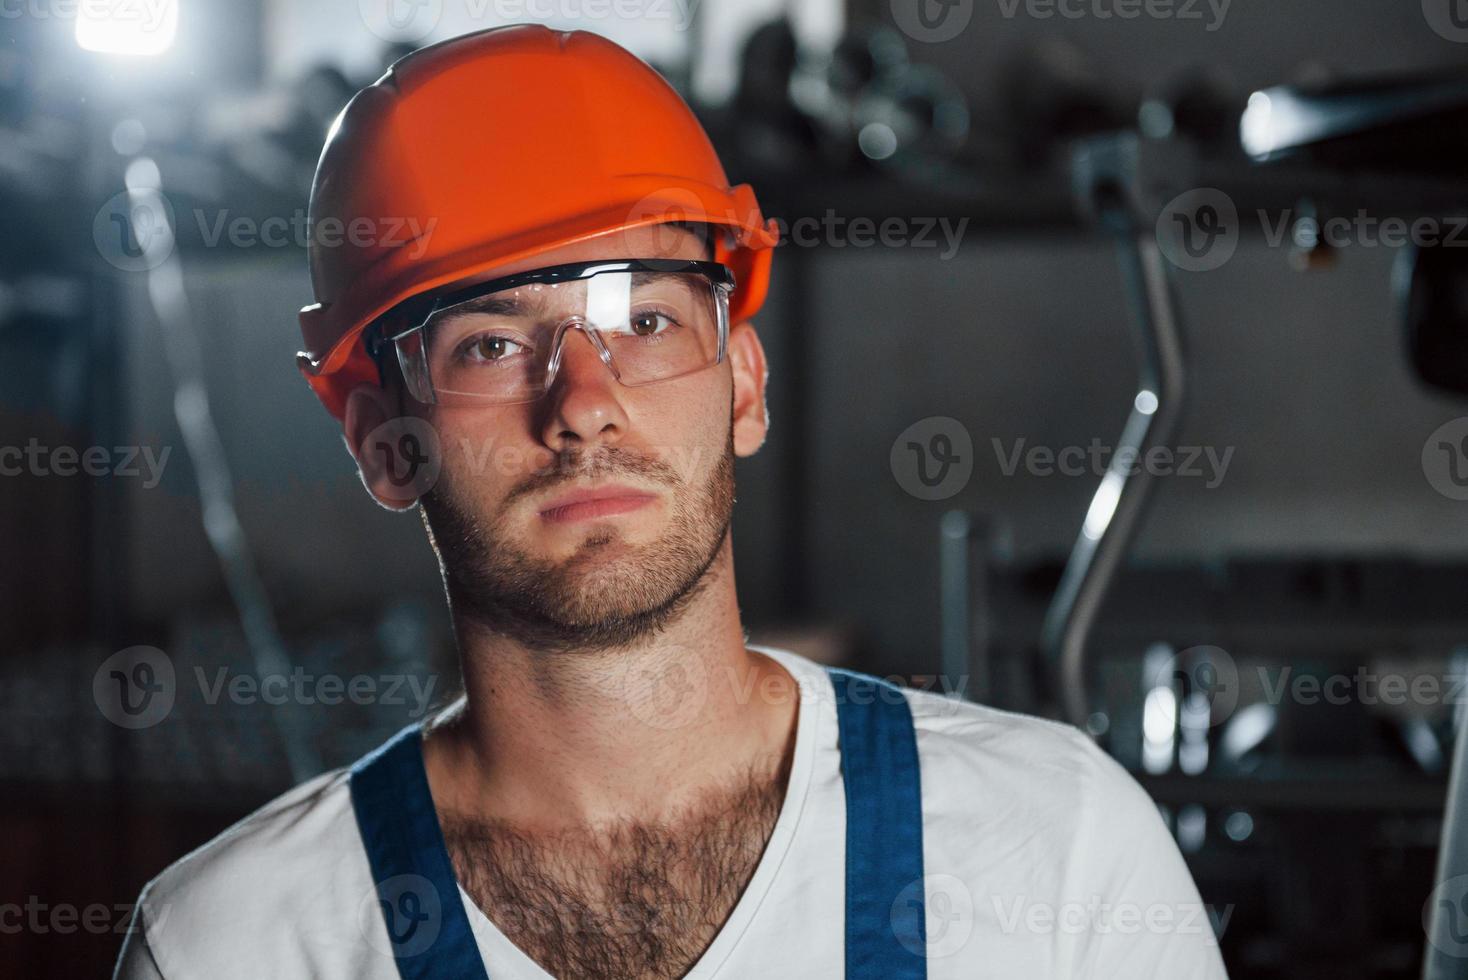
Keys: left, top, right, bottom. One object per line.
{"left": 394, "top": 269, "right": 728, "bottom": 405}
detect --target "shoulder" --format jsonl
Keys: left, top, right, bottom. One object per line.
{"left": 147, "top": 764, "right": 357, "bottom": 892}
{"left": 900, "top": 680, "right": 1167, "bottom": 834}
{"left": 905, "top": 684, "right": 1119, "bottom": 792}
{"left": 759, "top": 646, "right": 1139, "bottom": 824}
{"left": 126, "top": 765, "right": 380, "bottom": 978}
{"left": 761, "top": 651, "right": 1226, "bottom": 977}
{"left": 901, "top": 683, "right": 1227, "bottom": 972}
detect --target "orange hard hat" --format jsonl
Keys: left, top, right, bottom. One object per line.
{"left": 296, "top": 24, "right": 780, "bottom": 420}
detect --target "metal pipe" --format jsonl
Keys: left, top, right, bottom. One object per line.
{"left": 1041, "top": 226, "right": 1186, "bottom": 729}
{"left": 1424, "top": 678, "right": 1468, "bottom": 979}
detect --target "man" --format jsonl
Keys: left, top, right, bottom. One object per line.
{"left": 116, "top": 24, "right": 1228, "bottom": 980}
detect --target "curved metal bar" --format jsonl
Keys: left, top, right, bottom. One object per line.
{"left": 1041, "top": 227, "right": 1186, "bottom": 729}
{"left": 1424, "top": 691, "right": 1468, "bottom": 980}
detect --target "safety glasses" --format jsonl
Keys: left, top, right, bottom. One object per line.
{"left": 366, "top": 259, "right": 734, "bottom": 406}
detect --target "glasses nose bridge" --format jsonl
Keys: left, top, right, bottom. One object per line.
{"left": 545, "top": 317, "right": 619, "bottom": 390}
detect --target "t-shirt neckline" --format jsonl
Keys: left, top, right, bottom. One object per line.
{"left": 434, "top": 645, "right": 823, "bottom": 978}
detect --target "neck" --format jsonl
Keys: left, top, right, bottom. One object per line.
{"left": 422, "top": 535, "right": 799, "bottom": 832}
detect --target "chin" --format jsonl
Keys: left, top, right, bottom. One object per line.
{"left": 544, "top": 554, "right": 692, "bottom": 628}
{"left": 558, "top": 529, "right": 655, "bottom": 577}
{"left": 534, "top": 513, "right": 663, "bottom": 555}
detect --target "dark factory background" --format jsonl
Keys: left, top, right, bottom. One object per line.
{"left": 5, "top": 0, "right": 1468, "bottom": 977}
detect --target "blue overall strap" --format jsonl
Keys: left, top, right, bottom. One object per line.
{"left": 828, "top": 667, "right": 928, "bottom": 980}
{"left": 349, "top": 723, "right": 491, "bottom": 980}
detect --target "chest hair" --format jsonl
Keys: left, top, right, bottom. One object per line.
{"left": 441, "top": 759, "right": 790, "bottom": 980}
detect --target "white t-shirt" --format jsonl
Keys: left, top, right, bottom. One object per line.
{"left": 114, "top": 646, "right": 1229, "bottom": 979}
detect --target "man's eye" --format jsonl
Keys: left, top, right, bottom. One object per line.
{"left": 464, "top": 335, "right": 526, "bottom": 362}
{"left": 629, "top": 311, "right": 674, "bottom": 336}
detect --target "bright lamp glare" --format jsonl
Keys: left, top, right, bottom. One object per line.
{"left": 76, "top": 0, "right": 178, "bottom": 56}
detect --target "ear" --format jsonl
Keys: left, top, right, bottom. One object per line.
{"left": 342, "top": 382, "right": 435, "bottom": 512}
{"left": 728, "top": 320, "right": 769, "bottom": 457}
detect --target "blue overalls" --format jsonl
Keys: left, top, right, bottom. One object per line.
{"left": 350, "top": 668, "right": 927, "bottom": 979}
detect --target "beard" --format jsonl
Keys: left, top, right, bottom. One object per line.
{"left": 419, "top": 427, "right": 736, "bottom": 653}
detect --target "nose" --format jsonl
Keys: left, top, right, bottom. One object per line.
{"left": 538, "top": 326, "right": 630, "bottom": 451}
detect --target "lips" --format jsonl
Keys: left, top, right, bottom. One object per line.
{"left": 536, "top": 484, "right": 658, "bottom": 524}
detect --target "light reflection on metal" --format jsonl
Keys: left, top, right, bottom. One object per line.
{"left": 1177, "top": 803, "right": 1206, "bottom": 853}
{"left": 1142, "top": 685, "right": 1178, "bottom": 775}
{"left": 1179, "top": 690, "right": 1211, "bottom": 775}
{"left": 1142, "top": 643, "right": 1177, "bottom": 776}
{"left": 1241, "top": 77, "right": 1468, "bottom": 162}
{"left": 1220, "top": 702, "right": 1276, "bottom": 763}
